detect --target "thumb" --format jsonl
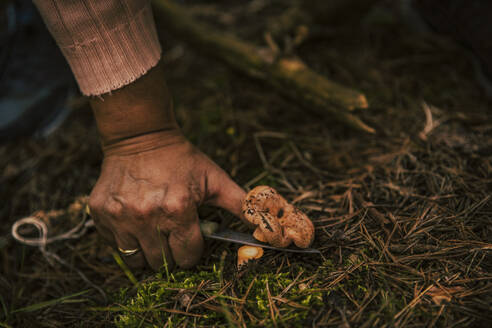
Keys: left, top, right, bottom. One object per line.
{"left": 206, "top": 166, "right": 247, "bottom": 222}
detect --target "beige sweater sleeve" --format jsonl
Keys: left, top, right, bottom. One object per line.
{"left": 33, "top": 0, "right": 162, "bottom": 96}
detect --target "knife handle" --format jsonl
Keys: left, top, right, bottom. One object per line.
{"left": 200, "top": 220, "right": 219, "bottom": 236}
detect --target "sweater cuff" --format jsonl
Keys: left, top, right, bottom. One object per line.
{"left": 36, "top": 2, "right": 162, "bottom": 96}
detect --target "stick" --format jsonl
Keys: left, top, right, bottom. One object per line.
{"left": 152, "top": 0, "right": 375, "bottom": 134}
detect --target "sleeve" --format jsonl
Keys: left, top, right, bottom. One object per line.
{"left": 33, "top": 0, "right": 162, "bottom": 96}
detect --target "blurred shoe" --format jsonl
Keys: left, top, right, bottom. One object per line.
{"left": 400, "top": 0, "right": 492, "bottom": 98}
{"left": 0, "top": 0, "right": 75, "bottom": 142}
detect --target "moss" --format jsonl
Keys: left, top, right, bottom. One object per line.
{"left": 113, "top": 263, "right": 324, "bottom": 327}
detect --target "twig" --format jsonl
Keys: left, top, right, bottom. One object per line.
{"left": 152, "top": 0, "right": 375, "bottom": 133}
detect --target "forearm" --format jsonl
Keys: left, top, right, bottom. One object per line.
{"left": 89, "top": 61, "right": 179, "bottom": 152}
{"left": 33, "top": 0, "right": 176, "bottom": 152}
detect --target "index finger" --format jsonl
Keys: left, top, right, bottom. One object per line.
{"left": 206, "top": 167, "right": 250, "bottom": 226}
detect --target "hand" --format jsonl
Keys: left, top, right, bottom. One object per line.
{"left": 89, "top": 130, "right": 246, "bottom": 270}
{"left": 87, "top": 61, "right": 245, "bottom": 270}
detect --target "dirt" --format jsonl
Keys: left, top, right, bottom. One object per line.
{"left": 1, "top": 0, "right": 491, "bottom": 327}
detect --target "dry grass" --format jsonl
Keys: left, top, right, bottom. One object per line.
{"left": 1, "top": 0, "right": 491, "bottom": 327}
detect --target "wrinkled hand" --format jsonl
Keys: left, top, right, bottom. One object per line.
{"left": 89, "top": 130, "right": 245, "bottom": 270}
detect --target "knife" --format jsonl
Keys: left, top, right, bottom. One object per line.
{"left": 200, "top": 221, "right": 321, "bottom": 255}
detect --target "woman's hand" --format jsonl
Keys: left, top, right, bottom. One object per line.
{"left": 89, "top": 131, "right": 245, "bottom": 270}
{"left": 87, "top": 62, "right": 245, "bottom": 270}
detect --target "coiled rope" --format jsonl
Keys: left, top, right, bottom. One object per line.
{"left": 10, "top": 203, "right": 106, "bottom": 301}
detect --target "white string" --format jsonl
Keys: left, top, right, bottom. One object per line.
{"left": 11, "top": 212, "right": 106, "bottom": 302}
{"left": 11, "top": 216, "right": 94, "bottom": 249}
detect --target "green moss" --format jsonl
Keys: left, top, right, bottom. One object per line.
{"left": 113, "top": 264, "right": 324, "bottom": 327}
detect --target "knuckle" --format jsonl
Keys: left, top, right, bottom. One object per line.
{"left": 104, "top": 197, "right": 124, "bottom": 218}
{"left": 162, "top": 192, "right": 191, "bottom": 217}
{"left": 130, "top": 203, "right": 153, "bottom": 221}
{"left": 88, "top": 193, "right": 104, "bottom": 213}
{"left": 89, "top": 188, "right": 124, "bottom": 218}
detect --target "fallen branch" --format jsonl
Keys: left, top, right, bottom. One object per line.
{"left": 153, "top": 0, "right": 375, "bottom": 134}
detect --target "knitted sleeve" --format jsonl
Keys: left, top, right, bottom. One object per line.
{"left": 33, "top": 0, "right": 162, "bottom": 96}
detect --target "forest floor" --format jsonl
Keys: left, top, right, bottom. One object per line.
{"left": 1, "top": 0, "right": 491, "bottom": 327}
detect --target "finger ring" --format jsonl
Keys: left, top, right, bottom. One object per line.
{"left": 118, "top": 247, "right": 140, "bottom": 256}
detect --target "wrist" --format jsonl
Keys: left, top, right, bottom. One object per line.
{"left": 102, "top": 129, "right": 186, "bottom": 157}
{"left": 89, "top": 61, "right": 177, "bottom": 148}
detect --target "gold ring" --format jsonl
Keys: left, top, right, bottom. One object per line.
{"left": 118, "top": 247, "right": 140, "bottom": 256}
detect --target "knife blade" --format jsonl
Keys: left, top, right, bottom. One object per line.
{"left": 203, "top": 229, "right": 321, "bottom": 255}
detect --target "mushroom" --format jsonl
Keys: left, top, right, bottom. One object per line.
{"left": 242, "top": 186, "right": 315, "bottom": 248}
{"left": 237, "top": 245, "right": 264, "bottom": 268}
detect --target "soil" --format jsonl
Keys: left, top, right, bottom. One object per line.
{"left": 1, "top": 0, "right": 491, "bottom": 327}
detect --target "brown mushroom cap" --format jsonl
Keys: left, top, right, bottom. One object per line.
{"left": 242, "top": 186, "right": 315, "bottom": 248}
{"left": 237, "top": 245, "right": 264, "bottom": 268}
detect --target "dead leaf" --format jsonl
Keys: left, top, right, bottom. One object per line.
{"left": 426, "top": 285, "right": 464, "bottom": 305}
